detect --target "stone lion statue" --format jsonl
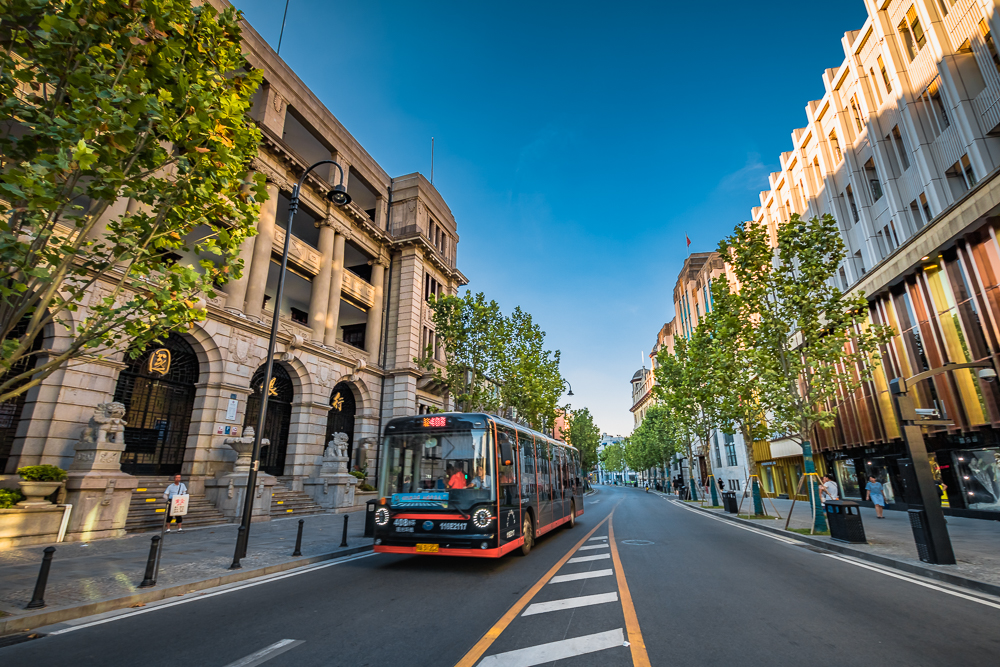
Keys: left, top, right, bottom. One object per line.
{"left": 325, "top": 432, "right": 350, "bottom": 460}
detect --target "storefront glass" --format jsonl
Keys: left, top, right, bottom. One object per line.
{"left": 953, "top": 449, "right": 1000, "bottom": 512}
{"left": 928, "top": 453, "right": 950, "bottom": 507}
{"left": 864, "top": 459, "right": 896, "bottom": 504}
{"left": 836, "top": 460, "right": 861, "bottom": 499}
{"left": 761, "top": 465, "right": 775, "bottom": 494}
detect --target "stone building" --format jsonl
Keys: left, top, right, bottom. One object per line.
{"left": 0, "top": 0, "right": 465, "bottom": 542}
{"left": 741, "top": 0, "right": 1000, "bottom": 517}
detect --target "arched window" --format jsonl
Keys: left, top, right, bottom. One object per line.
{"left": 326, "top": 382, "right": 357, "bottom": 465}
{"left": 244, "top": 363, "right": 293, "bottom": 476}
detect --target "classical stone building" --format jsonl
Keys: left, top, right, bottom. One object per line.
{"left": 0, "top": 0, "right": 465, "bottom": 541}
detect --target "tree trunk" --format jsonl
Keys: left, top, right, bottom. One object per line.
{"left": 801, "top": 438, "right": 827, "bottom": 532}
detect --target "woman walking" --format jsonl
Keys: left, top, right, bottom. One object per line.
{"left": 866, "top": 475, "right": 888, "bottom": 518}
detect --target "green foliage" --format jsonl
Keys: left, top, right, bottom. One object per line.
{"left": 718, "top": 214, "right": 892, "bottom": 440}
{"left": 357, "top": 483, "right": 376, "bottom": 492}
{"left": 0, "top": 0, "right": 265, "bottom": 403}
{"left": 16, "top": 464, "right": 67, "bottom": 481}
{"left": 565, "top": 407, "right": 601, "bottom": 471}
{"left": 349, "top": 470, "right": 366, "bottom": 480}
{"left": 628, "top": 404, "right": 681, "bottom": 472}
{"left": 419, "top": 292, "right": 563, "bottom": 430}
{"left": 598, "top": 439, "right": 625, "bottom": 473}
{"left": 0, "top": 488, "right": 26, "bottom": 508}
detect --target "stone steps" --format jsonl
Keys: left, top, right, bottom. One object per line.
{"left": 125, "top": 477, "right": 228, "bottom": 532}
{"left": 271, "top": 478, "right": 326, "bottom": 517}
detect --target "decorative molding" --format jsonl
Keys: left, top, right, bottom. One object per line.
{"left": 250, "top": 157, "right": 289, "bottom": 190}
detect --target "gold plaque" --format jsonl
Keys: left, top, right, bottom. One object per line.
{"left": 331, "top": 392, "right": 344, "bottom": 411}
{"left": 148, "top": 349, "right": 171, "bottom": 375}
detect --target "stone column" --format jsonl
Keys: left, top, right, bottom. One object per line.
{"left": 375, "top": 195, "right": 387, "bottom": 230}
{"left": 244, "top": 180, "right": 281, "bottom": 319}
{"left": 225, "top": 174, "right": 262, "bottom": 313}
{"left": 365, "top": 261, "right": 386, "bottom": 362}
{"left": 323, "top": 233, "right": 347, "bottom": 346}
{"left": 308, "top": 218, "right": 337, "bottom": 341}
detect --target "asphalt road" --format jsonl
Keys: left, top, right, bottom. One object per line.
{"left": 4, "top": 485, "right": 1000, "bottom": 666}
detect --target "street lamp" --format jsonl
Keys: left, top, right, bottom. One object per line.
{"left": 565, "top": 381, "right": 574, "bottom": 397}
{"left": 231, "top": 160, "right": 351, "bottom": 570}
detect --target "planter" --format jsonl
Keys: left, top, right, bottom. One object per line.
{"left": 18, "top": 480, "right": 63, "bottom": 506}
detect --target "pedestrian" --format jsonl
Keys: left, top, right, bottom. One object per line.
{"left": 820, "top": 474, "right": 839, "bottom": 504}
{"left": 866, "top": 475, "right": 888, "bottom": 518}
{"left": 163, "top": 473, "right": 187, "bottom": 533}
{"left": 717, "top": 478, "right": 724, "bottom": 493}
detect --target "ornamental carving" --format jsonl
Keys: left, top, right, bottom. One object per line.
{"left": 229, "top": 330, "right": 260, "bottom": 367}
{"left": 250, "top": 157, "right": 289, "bottom": 190}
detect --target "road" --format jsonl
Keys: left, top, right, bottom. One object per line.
{"left": 4, "top": 485, "right": 999, "bottom": 666}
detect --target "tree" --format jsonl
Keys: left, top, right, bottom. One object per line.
{"left": 598, "top": 439, "right": 625, "bottom": 478}
{"left": 631, "top": 403, "right": 682, "bottom": 483}
{"left": 420, "top": 292, "right": 564, "bottom": 430}
{"left": 0, "top": 0, "right": 264, "bottom": 403}
{"left": 720, "top": 214, "right": 891, "bottom": 530}
{"left": 565, "top": 407, "right": 601, "bottom": 472}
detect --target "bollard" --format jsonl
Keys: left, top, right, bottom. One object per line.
{"left": 230, "top": 525, "right": 246, "bottom": 570}
{"left": 340, "top": 514, "right": 349, "bottom": 548}
{"left": 139, "top": 535, "right": 161, "bottom": 588}
{"left": 25, "top": 546, "right": 56, "bottom": 609}
{"left": 292, "top": 519, "right": 304, "bottom": 556}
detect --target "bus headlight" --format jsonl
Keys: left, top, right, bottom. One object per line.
{"left": 472, "top": 508, "right": 493, "bottom": 529}
{"left": 375, "top": 507, "right": 390, "bottom": 526}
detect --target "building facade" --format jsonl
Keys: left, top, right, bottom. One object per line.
{"left": 745, "top": 0, "right": 1000, "bottom": 517}
{"left": 596, "top": 434, "right": 627, "bottom": 484}
{"left": 0, "top": 0, "right": 465, "bottom": 541}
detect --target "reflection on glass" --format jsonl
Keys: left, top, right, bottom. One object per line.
{"left": 953, "top": 449, "right": 1000, "bottom": 511}
{"left": 836, "top": 460, "right": 861, "bottom": 499}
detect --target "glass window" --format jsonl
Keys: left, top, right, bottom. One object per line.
{"left": 980, "top": 19, "right": 1000, "bottom": 74}
{"left": 724, "top": 433, "right": 738, "bottom": 467}
{"left": 835, "top": 460, "right": 862, "bottom": 499}
{"left": 878, "top": 55, "right": 893, "bottom": 93}
{"left": 953, "top": 449, "right": 1000, "bottom": 511}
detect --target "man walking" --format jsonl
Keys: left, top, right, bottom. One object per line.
{"left": 163, "top": 474, "right": 187, "bottom": 533}
{"left": 819, "top": 474, "right": 839, "bottom": 505}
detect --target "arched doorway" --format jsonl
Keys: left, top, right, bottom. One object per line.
{"left": 245, "top": 363, "right": 293, "bottom": 476}
{"left": 115, "top": 333, "right": 200, "bottom": 476}
{"left": 326, "top": 382, "right": 357, "bottom": 465}
{"left": 0, "top": 318, "right": 42, "bottom": 473}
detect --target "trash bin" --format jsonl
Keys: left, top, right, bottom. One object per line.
{"left": 722, "top": 491, "right": 738, "bottom": 513}
{"left": 824, "top": 500, "right": 866, "bottom": 544}
{"left": 364, "top": 498, "right": 377, "bottom": 538}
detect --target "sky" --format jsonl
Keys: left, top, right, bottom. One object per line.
{"left": 230, "top": 0, "right": 870, "bottom": 437}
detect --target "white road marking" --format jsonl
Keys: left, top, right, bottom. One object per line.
{"left": 46, "top": 551, "right": 377, "bottom": 635}
{"left": 668, "top": 499, "right": 798, "bottom": 544}
{"left": 549, "top": 569, "right": 614, "bottom": 584}
{"left": 522, "top": 592, "right": 618, "bottom": 616}
{"left": 223, "top": 639, "right": 304, "bottom": 667}
{"left": 577, "top": 544, "right": 610, "bottom": 551}
{"left": 477, "top": 628, "right": 625, "bottom": 666}
{"left": 823, "top": 554, "right": 1000, "bottom": 611}
{"left": 567, "top": 553, "right": 611, "bottom": 563}
{"left": 588, "top": 536, "right": 608, "bottom": 541}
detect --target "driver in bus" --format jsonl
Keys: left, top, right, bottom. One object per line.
{"left": 446, "top": 464, "right": 467, "bottom": 489}
{"left": 470, "top": 465, "right": 492, "bottom": 490}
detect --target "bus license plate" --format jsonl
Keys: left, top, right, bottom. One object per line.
{"left": 415, "top": 543, "right": 439, "bottom": 553}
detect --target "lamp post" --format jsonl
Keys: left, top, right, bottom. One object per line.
{"left": 565, "top": 381, "right": 574, "bottom": 397}
{"left": 230, "top": 160, "right": 351, "bottom": 570}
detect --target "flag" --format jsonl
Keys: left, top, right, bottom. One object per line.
{"left": 686, "top": 235, "right": 691, "bottom": 248}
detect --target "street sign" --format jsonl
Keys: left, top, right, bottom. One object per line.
{"left": 170, "top": 494, "right": 190, "bottom": 517}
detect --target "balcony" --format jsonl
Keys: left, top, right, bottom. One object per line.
{"left": 341, "top": 270, "right": 375, "bottom": 309}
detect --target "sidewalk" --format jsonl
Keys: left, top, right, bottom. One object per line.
{"left": 681, "top": 493, "right": 1000, "bottom": 592}
{"left": 0, "top": 509, "right": 371, "bottom": 634}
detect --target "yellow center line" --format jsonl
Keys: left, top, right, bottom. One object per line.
{"left": 608, "top": 515, "right": 651, "bottom": 667}
{"left": 453, "top": 513, "right": 614, "bottom": 667}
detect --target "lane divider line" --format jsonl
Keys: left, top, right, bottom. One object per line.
{"left": 452, "top": 513, "right": 613, "bottom": 667}
{"left": 823, "top": 553, "right": 1000, "bottom": 611}
{"left": 47, "top": 552, "right": 377, "bottom": 635}
{"left": 668, "top": 498, "right": 798, "bottom": 544}
{"left": 522, "top": 592, "right": 619, "bottom": 616}
{"left": 222, "top": 638, "right": 305, "bottom": 667}
{"left": 608, "top": 514, "right": 651, "bottom": 667}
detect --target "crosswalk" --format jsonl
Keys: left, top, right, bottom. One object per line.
{"left": 471, "top": 526, "right": 635, "bottom": 667}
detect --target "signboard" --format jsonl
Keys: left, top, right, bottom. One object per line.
{"left": 391, "top": 492, "right": 448, "bottom": 508}
{"left": 226, "top": 394, "right": 239, "bottom": 421}
{"left": 170, "top": 494, "right": 190, "bottom": 516}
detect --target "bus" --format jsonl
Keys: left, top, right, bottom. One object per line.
{"left": 373, "top": 412, "right": 584, "bottom": 558}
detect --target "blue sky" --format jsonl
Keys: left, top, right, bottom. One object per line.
{"left": 230, "top": 0, "right": 870, "bottom": 437}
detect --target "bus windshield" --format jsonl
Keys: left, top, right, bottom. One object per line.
{"left": 378, "top": 427, "right": 495, "bottom": 511}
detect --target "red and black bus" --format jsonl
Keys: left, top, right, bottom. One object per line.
{"left": 374, "top": 413, "right": 584, "bottom": 558}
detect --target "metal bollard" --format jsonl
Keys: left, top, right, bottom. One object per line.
{"left": 25, "top": 546, "right": 56, "bottom": 609}
{"left": 339, "top": 514, "right": 349, "bottom": 548}
{"left": 139, "top": 535, "right": 161, "bottom": 588}
{"left": 292, "top": 519, "right": 304, "bottom": 556}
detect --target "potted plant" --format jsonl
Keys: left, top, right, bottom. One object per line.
{"left": 16, "top": 465, "right": 67, "bottom": 506}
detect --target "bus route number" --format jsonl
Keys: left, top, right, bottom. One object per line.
{"left": 394, "top": 518, "right": 415, "bottom": 532}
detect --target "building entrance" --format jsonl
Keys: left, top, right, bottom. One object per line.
{"left": 326, "top": 382, "right": 356, "bottom": 465}
{"left": 245, "top": 363, "right": 293, "bottom": 476}
{"left": 116, "top": 334, "right": 199, "bottom": 476}
{"left": 0, "top": 317, "right": 42, "bottom": 473}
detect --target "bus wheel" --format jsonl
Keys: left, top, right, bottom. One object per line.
{"left": 567, "top": 502, "right": 576, "bottom": 528}
{"left": 519, "top": 515, "right": 534, "bottom": 556}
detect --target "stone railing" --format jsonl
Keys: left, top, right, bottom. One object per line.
{"left": 342, "top": 270, "right": 375, "bottom": 308}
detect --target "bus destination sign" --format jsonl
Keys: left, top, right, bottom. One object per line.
{"left": 422, "top": 416, "right": 448, "bottom": 428}
{"left": 391, "top": 492, "right": 449, "bottom": 508}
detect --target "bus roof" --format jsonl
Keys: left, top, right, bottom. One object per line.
{"left": 383, "top": 412, "right": 578, "bottom": 453}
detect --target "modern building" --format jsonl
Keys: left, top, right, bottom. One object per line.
{"left": 0, "top": 0, "right": 466, "bottom": 542}
{"left": 744, "top": 0, "right": 1000, "bottom": 517}
{"left": 596, "top": 434, "right": 627, "bottom": 484}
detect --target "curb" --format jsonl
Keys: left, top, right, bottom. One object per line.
{"left": 0, "top": 542, "right": 373, "bottom": 636}
{"left": 676, "top": 498, "right": 1000, "bottom": 599}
